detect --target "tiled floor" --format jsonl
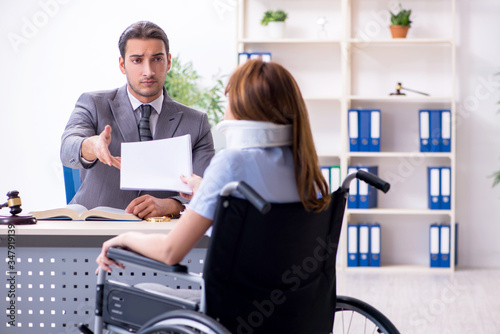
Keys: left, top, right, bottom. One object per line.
{"left": 336, "top": 268, "right": 500, "bottom": 334}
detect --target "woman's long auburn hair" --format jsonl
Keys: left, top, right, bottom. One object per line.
{"left": 225, "top": 60, "right": 330, "bottom": 212}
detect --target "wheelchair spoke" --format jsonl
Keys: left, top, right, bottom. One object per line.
{"left": 335, "top": 307, "right": 386, "bottom": 334}
{"left": 335, "top": 296, "right": 400, "bottom": 334}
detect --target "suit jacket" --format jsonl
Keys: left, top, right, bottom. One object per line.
{"left": 60, "top": 85, "right": 215, "bottom": 210}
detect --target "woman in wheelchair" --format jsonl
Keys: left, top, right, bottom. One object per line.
{"left": 96, "top": 59, "right": 331, "bottom": 271}
{"left": 95, "top": 59, "right": 337, "bottom": 334}
{"left": 93, "top": 59, "right": 401, "bottom": 334}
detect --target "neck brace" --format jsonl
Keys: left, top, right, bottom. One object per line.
{"left": 216, "top": 120, "right": 293, "bottom": 149}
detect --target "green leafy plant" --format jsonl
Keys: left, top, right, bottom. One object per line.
{"left": 164, "top": 55, "right": 225, "bottom": 128}
{"left": 390, "top": 4, "right": 412, "bottom": 27}
{"left": 261, "top": 10, "right": 288, "bottom": 26}
{"left": 491, "top": 170, "right": 500, "bottom": 188}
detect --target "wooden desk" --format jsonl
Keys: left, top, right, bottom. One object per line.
{"left": 0, "top": 219, "right": 178, "bottom": 235}
{"left": 0, "top": 220, "right": 207, "bottom": 333}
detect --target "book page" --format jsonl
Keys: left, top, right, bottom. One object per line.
{"left": 120, "top": 135, "right": 193, "bottom": 194}
{"left": 29, "top": 204, "right": 88, "bottom": 220}
{"left": 81, "top": 206, "right": 141, "bottom": 221}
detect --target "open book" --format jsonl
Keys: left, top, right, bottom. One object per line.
{"left": 29, "top": 204, "right": 141, "bottom": 221}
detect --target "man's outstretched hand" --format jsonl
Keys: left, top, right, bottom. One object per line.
{"left": 81, "top": 125, "right": 121, "bottom": 169}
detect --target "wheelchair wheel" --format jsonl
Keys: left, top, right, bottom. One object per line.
{"left": 137, "top": 309, "right": 231, "bottom": 334}
{"left": 334, "top": 295, "right": 400, "bottom": 334}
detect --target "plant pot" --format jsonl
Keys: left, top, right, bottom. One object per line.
{"left": 267, "top": 21, "right": 285, "bottom": 39}
{"left": 390, "top": 25, "right": 410, "bottom": 38}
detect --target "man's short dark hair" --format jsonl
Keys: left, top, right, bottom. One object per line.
{"left": 118, "top": 21, "right": 169, "bottom": 58}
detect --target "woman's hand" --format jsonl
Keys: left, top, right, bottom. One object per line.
{"left": 96, "top": 234, "right": 128, "bottom": 273}
{"left": 180, "top": 174, "right": 203, "bottom": 200}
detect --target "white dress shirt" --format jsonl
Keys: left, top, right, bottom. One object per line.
{"left": 127, "top": 89, "right": 164, "bottom": 136}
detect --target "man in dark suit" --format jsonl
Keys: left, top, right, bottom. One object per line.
{"left": 61, "top": 21, "right": 215, "bottom": 219}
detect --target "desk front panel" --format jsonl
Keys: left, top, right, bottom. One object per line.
{"left": 0, "top": 221, "right": 207, "bottom": 333}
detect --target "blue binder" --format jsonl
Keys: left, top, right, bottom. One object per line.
{"left": 359, "top": 110, "right": 371, "bottom": 152}
{"left": 358, "top": 223, "right": 370, "bottom": 267}
{"left": 370, "top": 110, "right": 381, "bottom": 152}
{"left": 429, "top": 223, "right": 441, "bottom": 267}
{"left": 329, "top": 166, "right": 341, "bottom": 191}
{"left": 238, "top": 52, "right": 250, "bottom": 64}
{"left": 347, "top": 167, "right": 358, "bottom": 209}
{"left": 429, "top": 110, "right": 441, "bottom": 152}
{"left": 440, "top": 167, "right": 451, "bottom": 210}
{"left": 348, "top": 109, "right": 359, "bottom": 152}
{"left": 419, "top": 110, "right": 430, "bottom": 152}
{"left": 260, "top": 52, "right": 272, "bottom": 62}
{"left": 358, "top": 166, "right": 378, "bottom": 209}
{"left": 347, "top": 224, "right": 359, "bottom": 267}
{"left": 441, "top": 110, "right": 451, "bottom": 152}
{"left": 428, "top": 167, "right": 441, "bottom": 210}
{"left": 241, "top": 52, "right": 272, "bottom": 63}
{"left": 321, "top": 166, "right": 331, "bottom": 192}
{"left": 439, "top": 224, "right": 451, "bottom": 267}
{"left": 369, "top": 223, "right": 381, "bottom": 267}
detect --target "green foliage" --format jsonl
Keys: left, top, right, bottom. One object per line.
{"left": 261, "top": 10, "right": 288, "bottom": 26}
{"left": 390, "top": 4, "right": 412, "bottom": 27}
{"left": 492, "top": 170, "right": 500, "bottom": 188}
{"left": 164, "top": 56, "right": 225, "bottom": 128}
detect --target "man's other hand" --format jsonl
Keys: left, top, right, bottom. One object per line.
{"left": 126, "top": 196, "right": 184, "bottom": 219}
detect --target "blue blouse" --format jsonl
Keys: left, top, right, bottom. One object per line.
{"left": 189, "top": 146, "right": 300, "bottom": 220}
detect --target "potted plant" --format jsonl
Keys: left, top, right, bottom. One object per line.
{"left": 261, "top": 9, "right": 288, "bottom": 39}
{"left": 164, "top": 55, "right": 225, "bottom": 128}
{"left": 389, "top": 4, "right": 412, "bottom": 38}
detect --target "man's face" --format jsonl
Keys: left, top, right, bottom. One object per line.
{"left": 119, "top": 38, "right": 171, "bottom": 103}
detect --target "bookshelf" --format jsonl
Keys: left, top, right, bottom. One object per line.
{"left": 236, "top": 0, "right": 456, "bottom": 272}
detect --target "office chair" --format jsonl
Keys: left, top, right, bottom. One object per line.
{"left": 83, "top": 173, "right": 399, "bottom": 334}
{"left": 63, "top": 166, "right": 82, "bottom": 204}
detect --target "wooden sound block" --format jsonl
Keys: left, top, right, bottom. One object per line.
{"left": 0, "top": 215, "right": 37, "bottom": 225}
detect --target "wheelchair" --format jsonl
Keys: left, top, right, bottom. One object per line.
{"left": 80, "top": 170, "right": 400, "bottom": 334}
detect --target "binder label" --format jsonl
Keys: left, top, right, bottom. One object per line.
{"left": 441, "top": 111, "right": 451, "bottom": 140}
{"left": 429, "top": 168, "right": 440, "bottom": 206}
{"left": 371, "top": 226, "right": 381, "bottom": 253}
{"left": 349, "top": 111, "right": 359, "bottom": 138}
{"left": 348, "top": 226, "right": 358, "bottom": 253}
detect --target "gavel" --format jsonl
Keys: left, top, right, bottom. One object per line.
{"left": 0, "top": 190, "right": 37, "bottom": 225}
{"left": 0, "top": 190, "right": 23, "bottom": 215}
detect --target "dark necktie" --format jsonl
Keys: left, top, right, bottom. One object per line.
{"left": 139, "top": 104, "right": 153, "bottom": 141}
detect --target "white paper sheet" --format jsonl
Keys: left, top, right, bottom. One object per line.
{"left": 120, "top": 135, "right": 193, "bottom": 194}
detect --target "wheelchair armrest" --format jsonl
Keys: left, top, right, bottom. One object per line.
{"left": 107, "top": 247, "right": 188, "bottom": 273}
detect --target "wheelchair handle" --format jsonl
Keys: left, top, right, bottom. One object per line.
{"left": 220, "top": 181, "right": 271, "bottom": 214}
{"left": 341, "top": 170, "right": 390, "bottom": 193}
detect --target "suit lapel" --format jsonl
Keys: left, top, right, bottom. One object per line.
{"left": 109, "top": 85, "right": 140, "bottom": 142}
{"left": 155, "top": 90, "right": 183, "bottom": 139}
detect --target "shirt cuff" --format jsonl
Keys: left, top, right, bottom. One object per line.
{"left": 79, "top": 147, "right": 97, "bottom": 168}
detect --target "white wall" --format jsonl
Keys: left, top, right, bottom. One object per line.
{"left": 455, "top": 0, "right": 500, "bottom": 267}
{"left": 0, "top": 0, "right": 499, "bottom": 268}
{"left": 0, "top": 0, "right": 237, "bottom": 208}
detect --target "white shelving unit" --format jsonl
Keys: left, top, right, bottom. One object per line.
{"left": 236, "top": 0, "right": 456, "bottom": 272}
